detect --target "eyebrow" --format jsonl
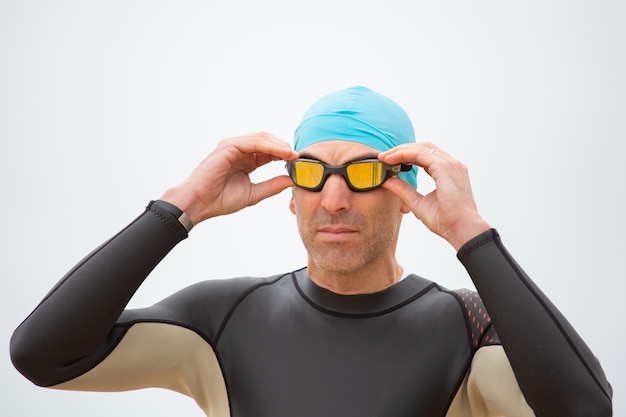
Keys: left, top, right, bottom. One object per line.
{"left": 298, "top": 153, "right": 379, "bottom": 165}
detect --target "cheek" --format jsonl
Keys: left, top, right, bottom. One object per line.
{"left": 363, "top": 190, "right": 403, "bottom": 215}
{"left": 367, "top": 196, "right": 404, "bottom": 231}
{"left": 290, "top": 190, "right": 320, "bottom": 217}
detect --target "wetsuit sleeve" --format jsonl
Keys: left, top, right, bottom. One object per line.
{"left": 10, "top": 201, "right": 189, "bottom": 387}
{"left": 457, "top": 229, "right": 612, "bottom": 417}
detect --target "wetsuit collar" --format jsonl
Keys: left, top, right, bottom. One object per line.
{"left": 291, "top": 268, "right": 435, "bottom": 317}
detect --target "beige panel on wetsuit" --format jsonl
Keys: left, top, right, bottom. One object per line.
{"left": 447, "top": 345, "right": 535, "bottom": 417}
{"left": 53, "top": 323, "right": 230, "bottom": 417}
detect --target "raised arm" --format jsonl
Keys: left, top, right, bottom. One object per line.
{"left": 379, "top": 143, "right": 612, "bottom": 416}
{"left": 10, "top": 132, "right": 298, "bottom": 387}
{"left": 458, "top": 228, "right": 612, "bottom": 416}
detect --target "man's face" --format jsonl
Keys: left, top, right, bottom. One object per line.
{"left": 289, "top": 140, "right": 408, "bottom": 276}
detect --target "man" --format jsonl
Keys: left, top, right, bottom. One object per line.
{"left": 11, "top": 86, "right": 612, "bottom": 416}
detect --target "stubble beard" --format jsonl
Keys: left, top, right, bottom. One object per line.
{"left": 300, "top": 210, "right": 397, "bottom": 276}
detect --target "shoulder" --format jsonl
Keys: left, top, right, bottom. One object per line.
{"left": 172, "top": 272, "right": 291, "bottom": 300}
{"left": 445, "top": 288, "right": 500, "bottom": 349}
{"left": 159, "top": 271, "right": 294, "bottom": 313}
{"left": 118, "top": 272, "right": 294, "bottom": 339}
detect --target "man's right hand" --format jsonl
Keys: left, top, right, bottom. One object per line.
{"left": 159, "top": 132, "right": 298, "bottom": 226}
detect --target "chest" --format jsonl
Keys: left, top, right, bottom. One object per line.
{"left": 216, "top": 292, "right": 472, "bottom": 417}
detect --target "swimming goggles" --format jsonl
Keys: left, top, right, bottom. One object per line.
{"left": 285, "top": 158, "right": 412, "bottom": 192}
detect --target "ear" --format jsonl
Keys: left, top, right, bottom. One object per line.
{"left": 289, "top": 194, "right": 296, "bottom": 214}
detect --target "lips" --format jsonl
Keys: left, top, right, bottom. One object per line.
{"left": 318, "top": 226, "right": 358, "bottom": 234}
{"left": 316, "top": 226, "right": 359, "bottom": 242}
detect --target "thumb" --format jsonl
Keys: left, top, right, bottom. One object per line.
{"left": 249, "top": 175, "right": 294, "bottom": 206}
{"left": 382, "top": 178, "right": 424, "bottom": 215}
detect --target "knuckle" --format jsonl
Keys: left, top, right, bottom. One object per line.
{"left": 218, "top": 136, "right": 236, "bottom": 147}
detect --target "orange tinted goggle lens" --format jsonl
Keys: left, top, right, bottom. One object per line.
{"left": 346, "top": 160, "right": 386, "bottom": 189}
{"left": 293, "top": 160, "right": 325, "bottom": 188}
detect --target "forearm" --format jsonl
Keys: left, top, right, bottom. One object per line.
{"left": 10, "top": 201, "right": 188, "bottom": 387}
{"left": 458, "top": 229, "right": 612, "bottom": 416}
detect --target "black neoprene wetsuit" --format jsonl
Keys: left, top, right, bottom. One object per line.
{"left": 10, "top": 201, "right": 613, "bottom": 416}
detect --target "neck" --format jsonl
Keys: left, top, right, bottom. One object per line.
{"left": 307, "top": 257, "right": 404, "bottom": 295}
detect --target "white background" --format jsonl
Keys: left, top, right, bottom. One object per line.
{"left": 1, "top": 1, "right": 624, "bottom": 415}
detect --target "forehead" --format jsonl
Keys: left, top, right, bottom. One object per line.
{"left": 298, "top": 140, "right": 379, "bottom": 164}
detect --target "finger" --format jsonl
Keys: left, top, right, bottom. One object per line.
{"left": 254, "top": 152, "right": 281, "bottom": 169}
{"left": 225, "top": 131, "right": 293, "bottom": 149}
{"left": 224, "top": 132, "right": 298, "bottom": 161}
{"left": 378, "top": 142, "right": 450, "bottom": 166}
{"left": 248, "top": 175, "right": 295, "bottom": 206}
{"left": 241, "top": 148, "right": 296, "bottom": 175}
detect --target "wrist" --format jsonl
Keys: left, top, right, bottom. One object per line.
{"left": 160, "top": 183, "right": 207, "bottom": 226}
{"left": 445, "top": 216, "right": 491, "bottom": 251}
{"left": 151, "top": 200, "right": 194, "bottom": 233}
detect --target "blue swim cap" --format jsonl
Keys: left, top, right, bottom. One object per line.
{"left": 294, "top": 86, "right": 417, "bottom": 188}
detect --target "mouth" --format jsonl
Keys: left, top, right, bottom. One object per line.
{"left": 317, "top": 226, "right": 359, "bottom": 240}
{"left": 318, "top": 225, "right": 357, "bottom": 233}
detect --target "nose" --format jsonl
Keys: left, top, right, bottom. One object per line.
{"left": 320, "top": 174, "right": 352, "bottom": 213}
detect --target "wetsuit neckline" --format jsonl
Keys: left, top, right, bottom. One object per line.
{"left": 291, "top": 268, "right": 435, "bottom": 317}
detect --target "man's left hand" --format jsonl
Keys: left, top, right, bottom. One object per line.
{"left": 378, "top": 142, "right": 491, "bottom": 250}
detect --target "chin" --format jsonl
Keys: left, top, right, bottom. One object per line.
{"left": 311, "top": 254, "right": 368, "bottom": 276}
